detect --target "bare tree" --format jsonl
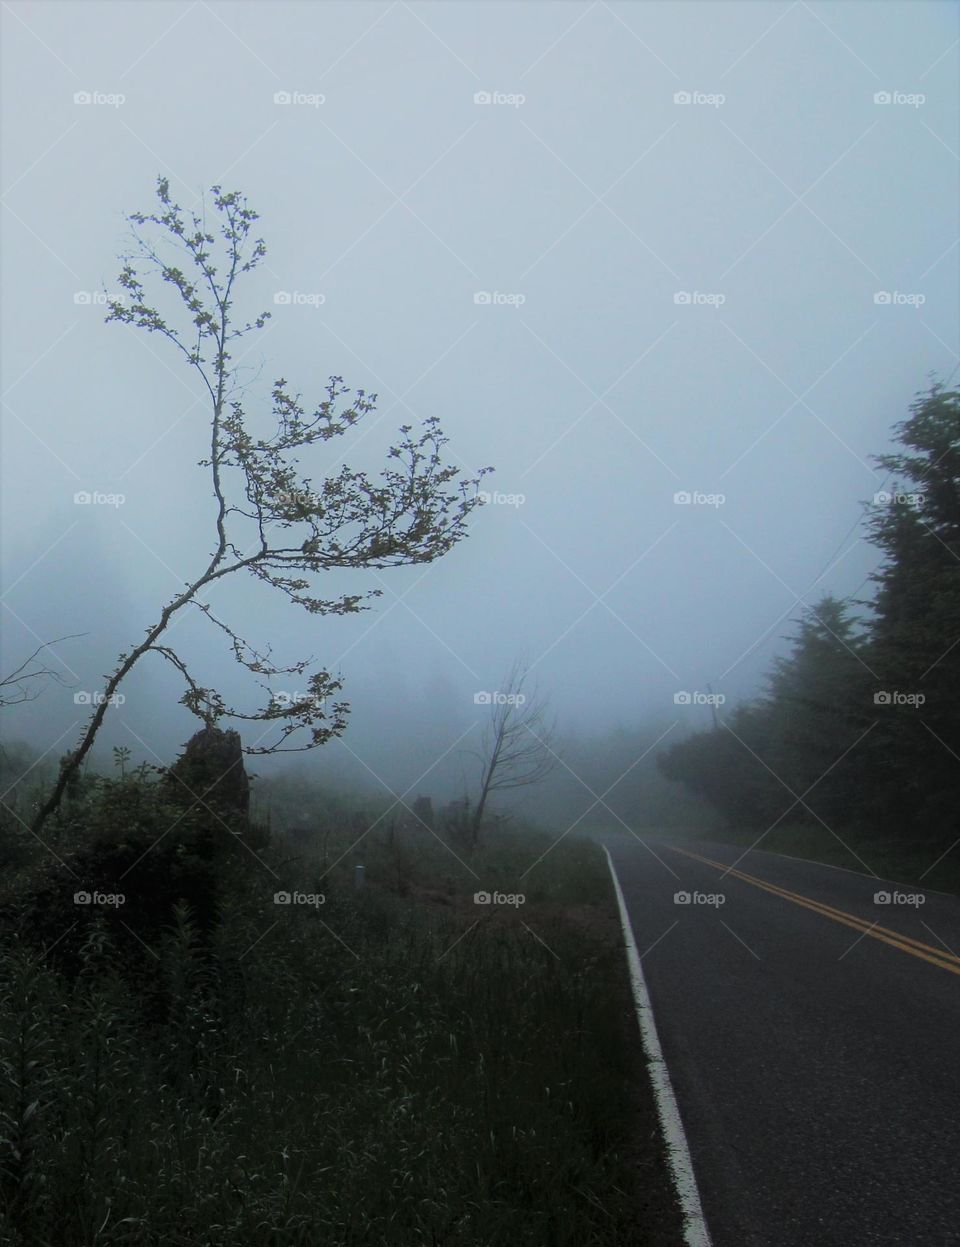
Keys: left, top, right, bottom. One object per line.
{"left": 466, "top": 660, "right": 556, "bottom": 849}
{"left": 0, "top": 636, "right": 83, "bottom": 707}
{"left": 32, "top": 177, "right": 490, "bottom": 834}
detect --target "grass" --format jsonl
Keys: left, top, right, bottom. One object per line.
{"left": 0, "top": 783, "right": 683, "bottom": 1246}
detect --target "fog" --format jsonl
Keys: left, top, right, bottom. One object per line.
{"left": 2, "top": 0, "right": 957, "bottom": 812}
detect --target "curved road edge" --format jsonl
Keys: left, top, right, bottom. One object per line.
{"left": 604, "top": 846, "right": 713, "bottom": 1247}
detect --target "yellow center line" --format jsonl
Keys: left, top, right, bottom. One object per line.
{"left": 669, "top": 846, "right": 960, "bottom": 978}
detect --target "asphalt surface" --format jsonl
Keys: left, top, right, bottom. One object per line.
{"left": 600, "top": 834, "right": 960, "bottom": 1247}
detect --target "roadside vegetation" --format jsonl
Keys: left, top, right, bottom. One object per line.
{"left": 0, "top": 752, "right": 682, "bottom": 1246}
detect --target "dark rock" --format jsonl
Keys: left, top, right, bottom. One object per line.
{"left": 162, "top": 725, "right": 250, "bottom": 836}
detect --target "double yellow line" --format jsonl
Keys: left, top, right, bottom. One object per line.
{"left": 670, "top": 846, "right": 960, "bottom": 977}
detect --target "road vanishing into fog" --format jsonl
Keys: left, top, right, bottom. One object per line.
{"left": 601, "top": 835, "right": 960, "bottom": 1247}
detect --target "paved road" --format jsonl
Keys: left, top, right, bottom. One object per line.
{"left": 601, "top": 834, "right": 960, "bottom": 1247}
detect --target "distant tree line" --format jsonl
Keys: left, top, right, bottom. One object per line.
{"left": 658, "top": 380, "right": 960, "bottom": 857}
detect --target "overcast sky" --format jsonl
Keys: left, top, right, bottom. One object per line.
{"left": 1, "top": 1, "right": 957, "bottom": 800}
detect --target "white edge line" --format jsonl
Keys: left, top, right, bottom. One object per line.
{"left": 604, "top": 846, "right": 712, "bottom": 1247}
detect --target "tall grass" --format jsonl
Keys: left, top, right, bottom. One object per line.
{"left": 0, "top": 804, "right": 678, "bottom": 1245}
